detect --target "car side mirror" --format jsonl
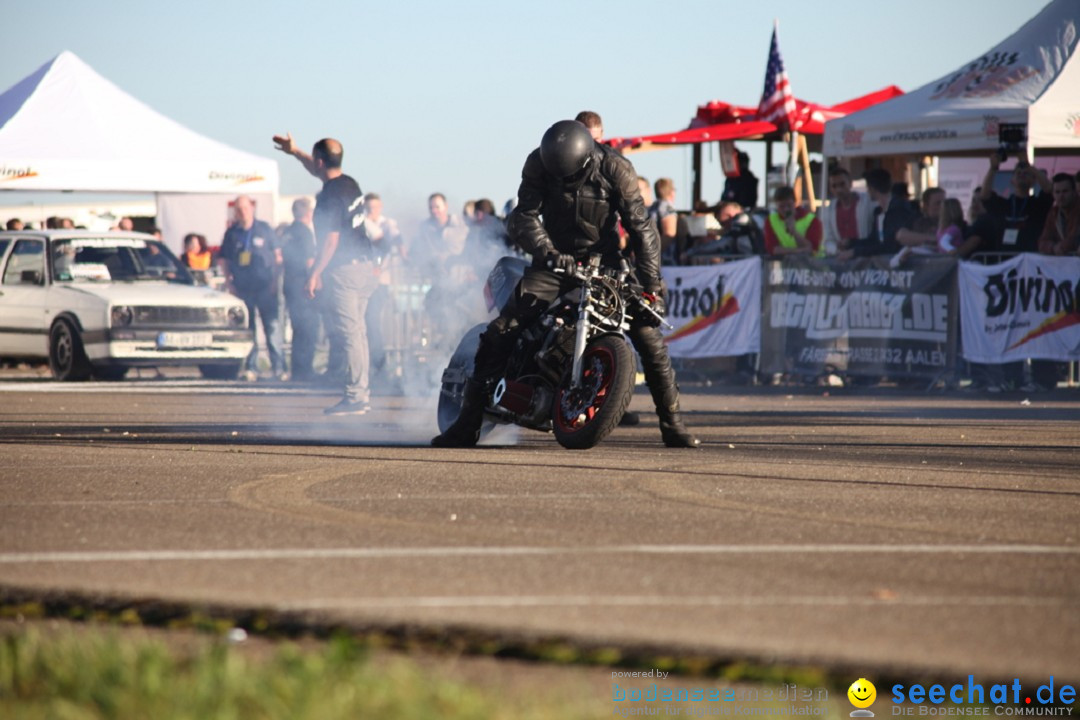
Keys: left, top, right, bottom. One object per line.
{"left": 20, "top": 269, "right": 44, "bottom": 286}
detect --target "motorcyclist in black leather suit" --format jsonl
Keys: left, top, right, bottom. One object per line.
{"left": 432, "top": 120, "right": 699, "bottom": 448}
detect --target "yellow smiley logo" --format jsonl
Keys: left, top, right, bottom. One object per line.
{"left": 848, "top": 678, "right": 877, "bottom": 709}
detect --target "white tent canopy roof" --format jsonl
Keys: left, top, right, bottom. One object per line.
{"left": 824, "top": 0, "right": 1080, "bottom": 157}
{"left": 0, "top": 51, "right": 278, "bottom": 193}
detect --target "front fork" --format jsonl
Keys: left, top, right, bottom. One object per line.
{"left": 569, "top": 287, "right": 592, "bottom": 390}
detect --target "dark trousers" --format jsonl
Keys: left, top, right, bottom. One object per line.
{"left": 240, "top": 288, "right": 285, "bottom": 375}
{"left": 472, "top": 266, "right": 681, "bottom": 416}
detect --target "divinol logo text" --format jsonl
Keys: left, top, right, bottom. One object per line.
{"left": 663, "top": 274, "right": 740, "bottom": 344}
{"left": 982, "top": 267, "right": 1080, "bottom": 350}
{"left": 890, "top": 676, "right": 1076, "bottom": 716}
{"left": 0, "top": 165, "right": 38, "bottom": 182}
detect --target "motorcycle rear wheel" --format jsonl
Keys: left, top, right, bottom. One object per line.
{"left": 437, "top": 323, "right": 494, "bottom": 439}
{"left": 552, "top": 335, "right": 634, "bottom": 450}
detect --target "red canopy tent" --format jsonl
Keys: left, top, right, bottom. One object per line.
{"left": 603, "top": 86, "right": 903, "bottom": 206}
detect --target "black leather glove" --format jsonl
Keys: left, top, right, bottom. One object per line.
{"left": 546, "top": 252, "right": 577, "bottom": 274}
{"left": 648, "top": 291, "right": 667, "bottom": 318}
{"left": 640, "top": 288, "right": 666, "bottom": 327}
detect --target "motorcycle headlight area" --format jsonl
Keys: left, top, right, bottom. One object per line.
{"left": 587, "top": 277, "right": 625, "bottom": 325}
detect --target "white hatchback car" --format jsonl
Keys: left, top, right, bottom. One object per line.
{"left": 0, "top": 230, "right": 253, "bottom": 380}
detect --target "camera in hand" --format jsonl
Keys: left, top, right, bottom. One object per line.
{"left": 997, "top": 122, "right": 1027, "bottom": 162}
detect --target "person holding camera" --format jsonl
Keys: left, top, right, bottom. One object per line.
{"left": 978, "top": 153, "right": 1052, "bottom": 254}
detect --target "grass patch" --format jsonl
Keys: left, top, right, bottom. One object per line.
{"left": 0, "top": 625, "right": 609, "bottom": 720}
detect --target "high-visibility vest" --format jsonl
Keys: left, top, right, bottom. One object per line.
{"left": 769, "top": 211, "right": 820, "bottom": 256}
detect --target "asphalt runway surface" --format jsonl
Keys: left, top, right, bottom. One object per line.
{"left": 1, "top": 374, "right": 1078, "bottom": 683}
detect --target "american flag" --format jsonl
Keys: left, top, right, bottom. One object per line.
{"left": 757, "top": 24, "right": 798, "bottom": 130}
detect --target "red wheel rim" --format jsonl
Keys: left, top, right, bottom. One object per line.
{"left": 554, "top": 346, "right": 616, "bottom": 434}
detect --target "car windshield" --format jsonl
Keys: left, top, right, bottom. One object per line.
{"left": 51, "top": 238, "right": 194, "bottom": 285}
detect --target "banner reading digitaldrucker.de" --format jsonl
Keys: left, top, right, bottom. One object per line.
{"left": 761, "top": 255, "right": 958, "bottom": 378}
{"left": 659, "top": 257, "right": 761, "bottom": 358}
{"left": 959, "top": 254, "right": 1080, "bottom": 363}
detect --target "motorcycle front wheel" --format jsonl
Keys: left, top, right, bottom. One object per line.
{"left": 552, "top": 334, "right": 634, "bottom": 450}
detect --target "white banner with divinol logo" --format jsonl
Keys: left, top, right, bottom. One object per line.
{"left": 760, "top": 255, "right": 958, "bottom": 378}
{"left": 959, "top": 254, "right": 1080, "bottom": 363}
{"left": 659, "top": 258, "right": 761, "bottom": 358}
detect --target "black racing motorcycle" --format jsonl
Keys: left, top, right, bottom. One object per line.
{"left": 437, "top": 254, "right": 667, "bottom": 450}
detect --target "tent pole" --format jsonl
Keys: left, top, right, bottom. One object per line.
{"left": 819, "top": 151, "right": 830, "bottom": 214}
{"left": 786, "top": 132, "right": 799, "bottom": 189}
{"left": 798, "top": 134, "right": 815, "bottom": 209}
{"left": 692, "top": 143, "right": 703, "bottom": 207}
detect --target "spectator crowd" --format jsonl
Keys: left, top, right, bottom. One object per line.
{"left": 5, "top": 130, "right": 1080, "bottom": 395}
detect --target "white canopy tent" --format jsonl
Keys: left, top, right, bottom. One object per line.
{"left": 0, "top": 51, "right": 279, "bottom": 252}
{"left": 823, "top": 0, "right": 1080, "bottom": 159}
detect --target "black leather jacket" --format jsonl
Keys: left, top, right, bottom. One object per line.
{"left": 507, "top": 143, "right": 662, "bottom": 291}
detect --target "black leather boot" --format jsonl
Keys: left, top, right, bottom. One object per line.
{"left": 629, "top": 324, "right": 701, "bottom": 448}
{"left": 658, "top": 407, "right": 700, "bottom": 448}
{"left": 431, "top": 379, "right": 488, "bottom": 447}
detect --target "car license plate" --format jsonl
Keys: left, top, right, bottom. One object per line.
{"left": 156, "top": 332, "right": 213, "bottom": 348}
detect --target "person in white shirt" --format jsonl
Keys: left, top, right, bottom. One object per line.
{"left": 820, "top": 166, "right": 874, "bottom": 256}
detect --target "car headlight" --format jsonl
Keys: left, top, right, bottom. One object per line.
{"left": 111, "top": 305, "right": 134, "bottom": 327}
{"left": 228, "top": 306, "right": 246, "bottom": 327}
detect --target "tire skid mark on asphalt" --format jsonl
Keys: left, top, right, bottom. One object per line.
{"left": 228, "top": 469, "right": 407, "bottom": 530}
{"left": 616, "top": 475, "right": 1053, "bottom": 544}
{"left": 225, "top": 470, "right": 510, "bottom": 543}
{"left": 5, "top": 437, "right": 1078, "bottom": 497}
{"left": 1, "top": 543, "right": 1076, "bottom": 564}
{"left": 209, "top": 445, "right": 1080, "bottom": 497}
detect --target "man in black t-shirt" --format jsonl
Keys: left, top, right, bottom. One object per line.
{"left": 273, "top": 133, "right": 379, "bottom": 414}
{"left": 979, "top": 153, "right": 1052, "bottom": 254}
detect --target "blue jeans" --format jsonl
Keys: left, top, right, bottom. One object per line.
{"left": 242, "top": 288, "right": 285, "bottom": 375}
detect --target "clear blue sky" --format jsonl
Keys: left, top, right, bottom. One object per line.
{"left": 0, "top": 0, "right": 1043, "bottom": 230}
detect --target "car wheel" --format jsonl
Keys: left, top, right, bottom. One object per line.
{"left": 199, "top": 362, "right": 242, "bottom": 380}
{"left": 93, "top": 365, "right": 128, "bottom": 381}
{"left": 49, "top": 319, "right": 92, "bottom": 381}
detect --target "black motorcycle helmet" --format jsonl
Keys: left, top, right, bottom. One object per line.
{"left": 540, "top": 120, "right": 594, "bottom": 180}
